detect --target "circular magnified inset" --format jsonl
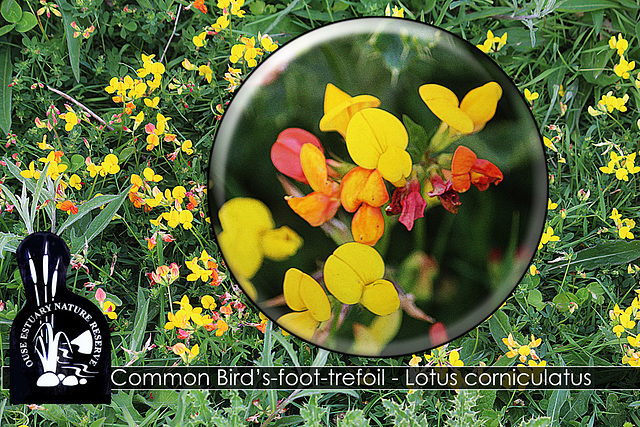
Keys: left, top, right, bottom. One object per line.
{"left": 208, "top": 18, "right": 547, "bottom": 357}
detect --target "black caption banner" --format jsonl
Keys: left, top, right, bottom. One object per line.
{"left": 3, "top": 366, "right": 640, "bottom": 390}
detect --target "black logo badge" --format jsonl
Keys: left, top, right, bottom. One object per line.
{"left": 10, "top": 232, "right": 111, "bottom": 404}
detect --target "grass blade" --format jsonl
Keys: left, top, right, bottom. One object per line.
{"left": 0, "top": 45, "right": 11, "bottom": 135}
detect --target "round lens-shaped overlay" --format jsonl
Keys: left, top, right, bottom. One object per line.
{"left": 208, "top": 18, "right": 547, "bottom": 357}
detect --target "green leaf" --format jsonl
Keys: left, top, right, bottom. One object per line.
{"left": 527, "top": 289, "right": 546, "bottom": 311}
{"left": 2, "top": 157, "right": 55, "bottom": 222}
{"left": 337, "top": 410, "right": 369, "bottom": 427}
{"left": 89, "top": 418, "right": 106, "bottom": 427}
{"left": 69, "top": 154, "right": 85, "bottom": 172}
{"left": 487, "top": 309, "right": 512, "bottom": 352}
{"left": 403, "top": 114, "right": 430, "bottom": 163}
{"left": 0, "top": 46, "right": 11, "bottom": 135}
{"left": 0, "top": 23, "right": 14, "bottom": 36}
{"left": 119, "top": 146, "right": 136, "bottom": 162}
{"left": 0, "top": 232, "right": 22, "bottom": 258}
{"left": 15, "top": 11, "right": 36, "bottom": 32}
{"left": 0, "top": 182, "right": 30, "bottom": 231}
{"left": 136, "top": 0, "right": 153, "bottom": 9}
{"left": 69, "top": 185, "right": 130, "bottom": 254}
{"left": 546, "top": 390, "right": 569, "bottom": 424}
{"left": 60, "top": 7, "right": 81, "bottom": 83}
{"left": 520, "top": 417, "right": 552, "bottom": 427}
{"left": 1, "top": 0, "right": 21, "bottom": 23}
{"left": 123, "top": 20, "right": 137, "bottom": 31}
{"left": 556, "top": 0, "right": 619, "bottom": 11}
{"left": 28, "top": 162, "right": 51, "bottom": 232}
{"left": 129, "top": 286, "right": 150, "bottom": 358}
{"left": 552, "top": 292, "right": 579, "bottom": 312}
{"left": 57, "top": 194, "right": 118, "bottom": 235}
{"left": 544, "top": 240, "right": 640, "bottom": 274}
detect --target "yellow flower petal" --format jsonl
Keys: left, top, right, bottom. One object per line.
{"left": 278, "top": 311, "right": 319, "bottom": 341}
{"left": 418, "top": 84, "right": 474, "bottom": 133}
{"left": 360, "top": 279, "right": 399, "bottom": 315}
{"left": 345, "top": 108, "right": 410, "bottom": 183}
{"left": 218, "top": 230, "right": 263, "bottom": 279}
{"left": 283, "top": 268, "right": 308, "bottom": 311}
{"left": 459, "top": 82, "right": 503, "bottom": 132}
{"left": 377, "top": 145, "right": 413, "bottom": 185}
{"left": 260, "top": 226, "right": 303, "bottom": 261}
{"left": 319, "top": 84, "right": 381, "bottom": 137}
{"left": 219, "top": 197, "right": 275, "bottom": 235}
{"left": 323, "top": 242, "right": 385, "bottom": 305}
{"left": 282, "top": 268, "right": 331, "bottom": 322}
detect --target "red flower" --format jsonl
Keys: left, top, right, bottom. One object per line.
{"left": 427, "top": 174, "right": 462, "bottom": 214}
{"left": 398, "top": 179, "right": 426, "bottom": 231}
{"left": 271, "top": 128, "right": 324, "bottom": 184}
{"left": 450, "top": 146, "right": 503, "bottom": 193}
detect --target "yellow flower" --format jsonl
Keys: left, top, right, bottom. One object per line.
{"left": 213, "top": 14, "right": 230, "bottom": 32}
{"left": 323, "top": 242, "right": 399, "bottom": 316}
{"left": 180, "top": 139, "right": 194, "bottom": 155}
{"left": 495, "top": 32, "right": 507, "bottom": 51}
{"left": 259, "top": 33, "right": 278, "bottom": 52}
{"left": 419, "top": 82, "right": 502, "bottom": 135}
{"left": 409, "top": 354, "right": 422, "bottom": 367}
{"left": 476, "top": 38, "right": 493, "bottom": 53}
{"left": 384, "top": 4, "right": 404, "bottom": 17}
{"left": 217, "top": 198, "right": 303, "bottom": 279}
{"left": 61, "top": 108, "right": 79, "bottom": 131}
{"left": 538, "top": 226, "right": 559, "bottom": 249}
{"left": 133, "top": 111, "right": 145, "bottom": 130}
{"left": 144, "top": 96, "right": 160, "bottom": 108}
{"left": 547, "top": 198, "right": 557, "bottom": 210}
{"left": 448, "top": 350, "right": 464, "bottom": 367}
{"left": 319, "top": 83, "right": 380, "bottom": 137}
{"left": 609, "top": 33, "right": 628, "bottom": 56}
{"left": 162, "top": 208, "right": 194, "bottom": 230}
{"left": 524, "top": 88, "right": 539, "bottom": 102}
{"left": 101, "top": 154, "right": 120, "bottom": 175}
{"left": 38, "top": 134, "right": 53, "bottom": 150}
{"left": 619, "top": 218, "right": 635, "bottom": 239}
{"left": 186, "top": 256, "right": 213, "bottom": 282}
{"left": 69, "top": 174, "right": 82, "bottom": 190}
{"left": 529, "top": 264, "right": 538, "bottom": 276}
{"left": 182, "top": 58, "right": 198, "bottom": 71}
{"left": 345, "top": 108, "right": 412, "bottom": 186}
{"left": 172, "top": 343, "right": 199, "bottom": 363}
{"left": 103, "top": 301, "right": 117, "bottom": 319}
{"left": 143, "top": 167, "right": 163, "bottom": 182}
{"left": 199, "top": 65, "right": 213, "bottom": 83}
{"left": 20, "top": 161, "right": 42, "bottom": 179}
{"left": 229, "top": 37, "right": 262, "bottom": 67}
{"left": 193, "top": 31, "right": 207, "bottom": 48}
{"left": 476, "top": 30, "right": 507, "bottom": 52}
{"left": 614, "top": 57, "right": 635, "bottom": 79}
{"left": 278, "top": 268, "right": 332, "bottom": 340}
{"left": 202, "top": 295, "right": 216, "bottom": 310}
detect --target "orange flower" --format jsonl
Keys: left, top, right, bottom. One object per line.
{"left": 220, "top": 304, "right": 232, "bottom": 315}
{"left": 286, "top": 143, "right": 341, "bottom": 226}
{"left": 193, "top": 0, "right": 207, "bottom": 14}
{"left": 450, "top": 146, "right": 503, "bottom": 193}
{"left": 340, "top": 167, "right": 388, "bottom": 245}
{"left": 352, "top": 203, "right": 384, "bottom": 245}
{"left": 59, "top": 200, "right": 79, "bottom": 215}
